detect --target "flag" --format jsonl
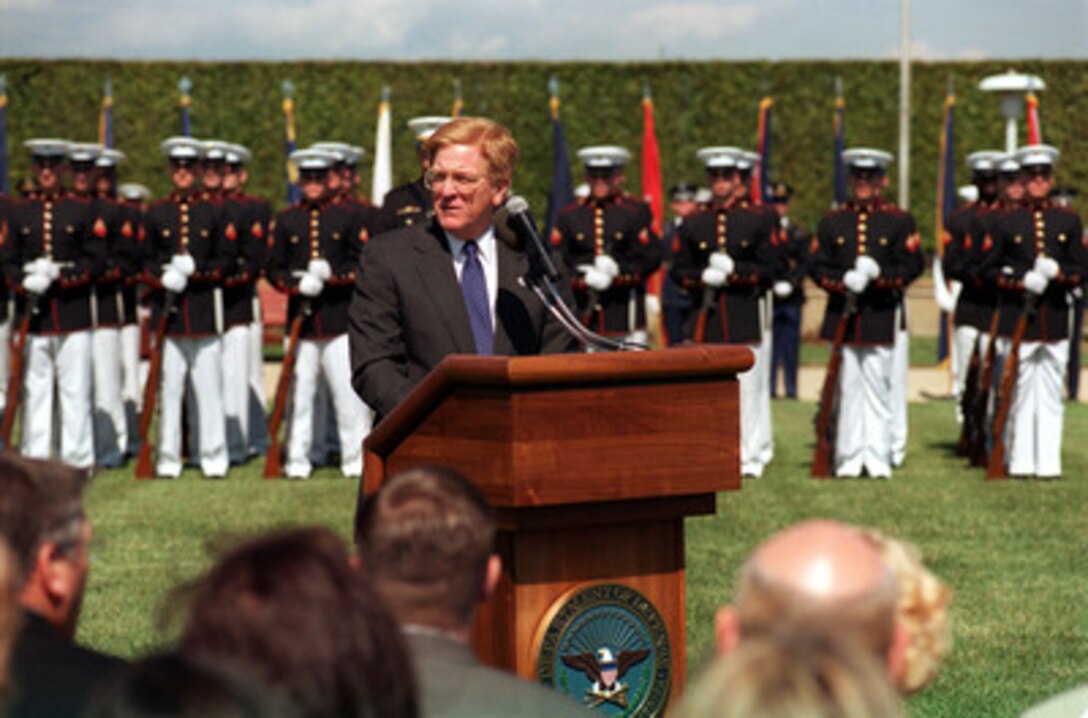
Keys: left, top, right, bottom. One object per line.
{"left": 98, "top": 77, "right": 114, "bottom": 149}
{"left": 451, "top": 79, "right": 464, "bottom": 118}
{"left": 753, "top": 96, "right": 773, "bottom": 204}
{"left": 935, "top": 88, "right": 957, "bottom": 366}
{"left": 641, "top": 83, "right": 664, "bottom": 236}
{"left": 832, "top": 78, "right": 847, "bottom": 208}
{"left": 0, "top": 75, "right": 8, "bottom": 195}
{"left": 179, "top": 76, "right": 192, "bottom": 137}
{"left": 543, "top": 77, "right": 574, "bottom": 241}
{"left": 371, "top": 86, "right": 393, "bottom": 206}
{"left": 282, "top": 80, "right": 301, "bottom": 205}
{"left": 1026, "top": 90, "right": 1042, "bottom": 145}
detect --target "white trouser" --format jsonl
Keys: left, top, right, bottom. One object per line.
{"left": 121, "top": 323, "right": 141, "bottom": 453}
{"left": 91, "top": 327, "right": 127, "bottom": 467}
{"left": 247, "top": 314, "right": 268, "bottom": 454}
{"left": 756, "top": 295, "right": 774, "bottom": 465}
{"left": 309, "top": 375, "right": 339, "bottom": 465}
{"left": 0, "top": 318, "right": 10, "bottom": 414}
{"left": 739, "top": 343, "right": 765, "bottom": 477}
{"left": 952, "top": 324, "right": 990, "bottom": 425}
{"left": 834, "top": 345, "right": 893, "bottom": 478}
{"left": 222, "top": 324, "right": 251, "bottom": 463}
{"left": 285, "top": 335, "right": 371, "bottom": 478}
{"left": 22, "top": 331, "right": 94, "bottom": 468}
{"left": 158, "top": 336, "right": 228, "bottom": 478}
{"left": 890, "top": 327, "right": 909, "bottom": 467}
{"left": 996, "top": 338, "right": 1067, "bottom": 478}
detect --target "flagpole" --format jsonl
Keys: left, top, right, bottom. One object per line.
{"left": 0, "top": 75, "right": 8, "bottom": 195}
{"left": 372, "top": 85, "right": 393, "bottom": 206}
{"left": 99, "top": 77, "right": 114, "bottom": 149}
{"left": 898, "top": 0, "right": 911, "bottom": 209}
{"left": 179, "top": 75, "right": 192, "bottom": 138}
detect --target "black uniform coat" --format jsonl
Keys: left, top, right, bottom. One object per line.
{"left": 88, "top": 195, "right": 138, "bottom": 328}
{"left": 349, "top": 218, "right": 577, "bottom": 418}
{"left": 8, "top": 192, "right": 105, "bottom": 333}
{"left": 141, "top": 193, "right": 235, "bottom": 337}
{"left": 550, "top": 193, "right": 662, "bottom": 334}
{"left": 810, "top": 201, "right": 923, "bottom": 345}
{"left": 981, "top": 200, "right": 1086, "bottom": 341}
{"left": 268, "top": 199, "right": 366, "bottom": 340}
{"left": 215, "top": 192, "right": 266, "bottom": 328}
{"left": 944, "top": 200, "right": 1000, "bottom": 331}
{"left": 375, "top": 178, "right": 431, "bottom": 235}
{"left": 670, "top": 202, "right": 775, "bottom": 344}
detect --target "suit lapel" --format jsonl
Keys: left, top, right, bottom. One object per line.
{"left": 494, "top": 241, "right": 532, "bottom": 355}
{"left": 413, "top": 221, "right": 476, "bottom": 353}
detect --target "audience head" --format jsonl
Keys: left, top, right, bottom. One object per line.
{"left": 0, "top": 452, "right": 93, "bottom": 638}
{"left": 678, "top": 630, "right": 903, "bottom": 718}
{"left": 88, "top": 651, "right": 283, "bottom": 718}
{"left": 715, "top": 520, "right": 908, "bottom": 686}
{"left": 0, "top": 539, "right": 18, "bottom": 699}
{"left": 858, "top": 528, "right": 952, "bottom": 694}
{"left": 357, "top": 465, "right": 499, "bottom": 635}
{"left": 178, "top": 526, "right": 417, "bottom": 718}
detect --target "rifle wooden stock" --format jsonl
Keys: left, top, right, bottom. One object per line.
{"left": 693, "top": 287, "right": 717, "bottom": 344}
{"left": 811, "top": 293, "right": 856, "bottom": 478}
{"left": 0, "top": 295, "right": 38, "bottom": 449}
{"left": 135, "top": 293, "right": 176, "bottom": 479}
{"left": 580, "top": 288, "right": 600, "bottom": 334}
{"left": 263, "top": 300, "right": 309, "bottom": 479}
{"left": 967, "top": 309, "right": 1002, "bottom": 466}
{"left": 987, "top": 294, "right": 1036, "bottom": 479}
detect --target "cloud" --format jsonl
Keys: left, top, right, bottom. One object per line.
{"left": 628, "top": 1, "right": 767, "bottom": 41}
{"left": 883, "top": 39, "right": 991, "bottom": 61}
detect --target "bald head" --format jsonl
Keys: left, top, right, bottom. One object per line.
{"left": 749, "top": 520, "right": 891, "bottom": 603}
{"left": 716, "top": 521, "right": 903, "bottom": 679}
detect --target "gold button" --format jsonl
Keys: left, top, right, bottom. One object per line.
{"left": 859, "top": 213, "right": 867, "bottom": 221}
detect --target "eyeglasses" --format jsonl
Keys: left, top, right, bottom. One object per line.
{"left": 170, "top": 160, "right": 197, "bottom": 171}
{"left": 425, "top": 169, "right": 485, "bottom": 191}
{"left": 1025, "top": 168, "right": 1052, "bottom": 180}
{"left": 586, "top": 169, "right": 619, "bottom": 180}
{"left": 707, "top": 168, "right": 738, "bottom": 179}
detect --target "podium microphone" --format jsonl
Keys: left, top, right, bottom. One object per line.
{"left": 499, "top": 196, "right": 562, "bottom": 283}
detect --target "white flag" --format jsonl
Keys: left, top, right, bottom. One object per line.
{"left": 371, "top": 87, "right": 392, "bottom": 206}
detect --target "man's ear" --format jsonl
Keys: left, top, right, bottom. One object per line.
{"left": 886, "top": 619, "right": 911, "bottom": 690}
{"left": 713, "top": 605, "right": 742, "bottom": 654}
{"left": 480, "top": 554, "right": 502, "bottom": 604}
{"left": 33, "top": 542, "right": 73, "bottom": 603}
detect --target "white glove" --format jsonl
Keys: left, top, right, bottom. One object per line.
{"left": 594, "top": 254, "right": 620, "bottom": 278}
{"left": 22, "top": 271, "right": 51, "bottom": 295}
{"left": 855, "top": 254, "right": 881, "bottom": 280}
{"left": 161, "top": 266, "right": 188, "bottom": 294}
{"left": 773, "top": 280, "right": 793, "bottom": 298}
{"left": 701, "top": 267, "right": 728, "bottom": 288}
{"left": 582, "top": 267, "right": 613, "bottom": 292}
{"left": 23, "top": 258, "right": 60, "bottom": 280}
{"left": 1023, "top": 269, "right": 1048, "bottom": 295}
{"left": 307, "top": 258, "right": 332, "bottom": 281}
{"left": 171, "top": 253, "right": 196, "bottom": 277}
{"left": 844, "top": 269, "right": 869, "bottom": 294}
{"left": 298, "top": 272, "right": 325, "bottom": 297}
{"left": 1034, "top": 256, "right": 1059, "bottom": 280}
{"left": 709, "top": 252, "right": 735, "bottom": 275}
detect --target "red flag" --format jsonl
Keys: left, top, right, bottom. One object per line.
{"left": 752, "top": 96, "right": 773, "bottom": 205}
{"left": 1026, "top": 92, "right": 1042, "bottom": 145}
{"left": 641, "top": 87, "right": 664, "bottom": 299}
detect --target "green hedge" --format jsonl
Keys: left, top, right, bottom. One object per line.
{"left": 2, "top": 59, "right": 1085, "bottom": 248}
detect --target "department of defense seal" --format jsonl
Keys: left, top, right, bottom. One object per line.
{"left": 537, "top": 583, "right": 670, "bottom": 717}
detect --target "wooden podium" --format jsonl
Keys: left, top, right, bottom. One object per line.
{"left": 362, "top": 345, "right": 752, "bottom": 712}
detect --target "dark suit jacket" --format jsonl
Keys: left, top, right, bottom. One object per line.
{"left": 349, "top": 219, "right": 577, "bottom": 418}
{"left": 404, "top": 630, "right": 587, "bottom": 718}
{"left": 7, "top": 609, "right": 125, "bottom": 718}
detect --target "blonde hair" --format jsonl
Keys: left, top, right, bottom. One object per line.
{"left": 858, "top": 529, "right": 952, "bottom": 694}
{"left": 424, "top": 116, "right": 518, "bottom": 186}
{"left": 678, "top": 631, "right": 903, "bottom": 718}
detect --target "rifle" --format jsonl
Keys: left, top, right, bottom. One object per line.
{"left": 263, "top": 298, "right": 310, "bottom": 479}
{"left": 0, "top": 294, "right": 39, "bottom": 449}
{"left": 693, "top": 286, "right": 718, "bottom": 344}
{"left": 967, "top": 309, "right": 1002, "bottom": 466}
{"left": 986, "top": 293, "right": 1037, "bottom": 479}
{"left": 956, "top": 333, "right": 983, "bottom": 456}
{"left": 134, "top": 292, "right": 176, "bottom": 479}
{"left": 811, "top": 292, "right": 857, "bottom": 478}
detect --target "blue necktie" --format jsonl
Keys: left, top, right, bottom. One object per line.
{"left": 460, "top": 240, "right": 493, "bottom": 355}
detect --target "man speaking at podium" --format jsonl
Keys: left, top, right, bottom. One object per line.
{"left": 349, "top": 117, "right": 576, "bottom": 419}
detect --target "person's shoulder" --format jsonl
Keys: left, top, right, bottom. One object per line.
{"left": 366, "top": 222, "right": 436, "bottom": 256}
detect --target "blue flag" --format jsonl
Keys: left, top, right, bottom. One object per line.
{"left": 179, "top": 76, "right": 192, "bottom": 137}
{"left": 544, "top": 78, "right": 574, "bottom": 241}
{"left": 936, "top": 91, "right": 956, "bottom": 364}
{"left": 832, "top": 79, "right": 847, "bottom": 208}
{"left": 282, "top": 81, "right": 301, "bottom": 205}
{"left": 0, "top": 76, "right": 8, "bottom": 195}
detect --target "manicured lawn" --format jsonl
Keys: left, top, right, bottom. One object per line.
{"left": 80, "top": 399, "right": 1088, "bottom": 716}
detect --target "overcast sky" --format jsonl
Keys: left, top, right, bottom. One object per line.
{"left": 1, "top": 0, "right": 1085, "bottom": 61}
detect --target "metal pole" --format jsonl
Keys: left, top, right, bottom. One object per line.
{"left": 898, "top": 0, "right": 911, "bottom": 209}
